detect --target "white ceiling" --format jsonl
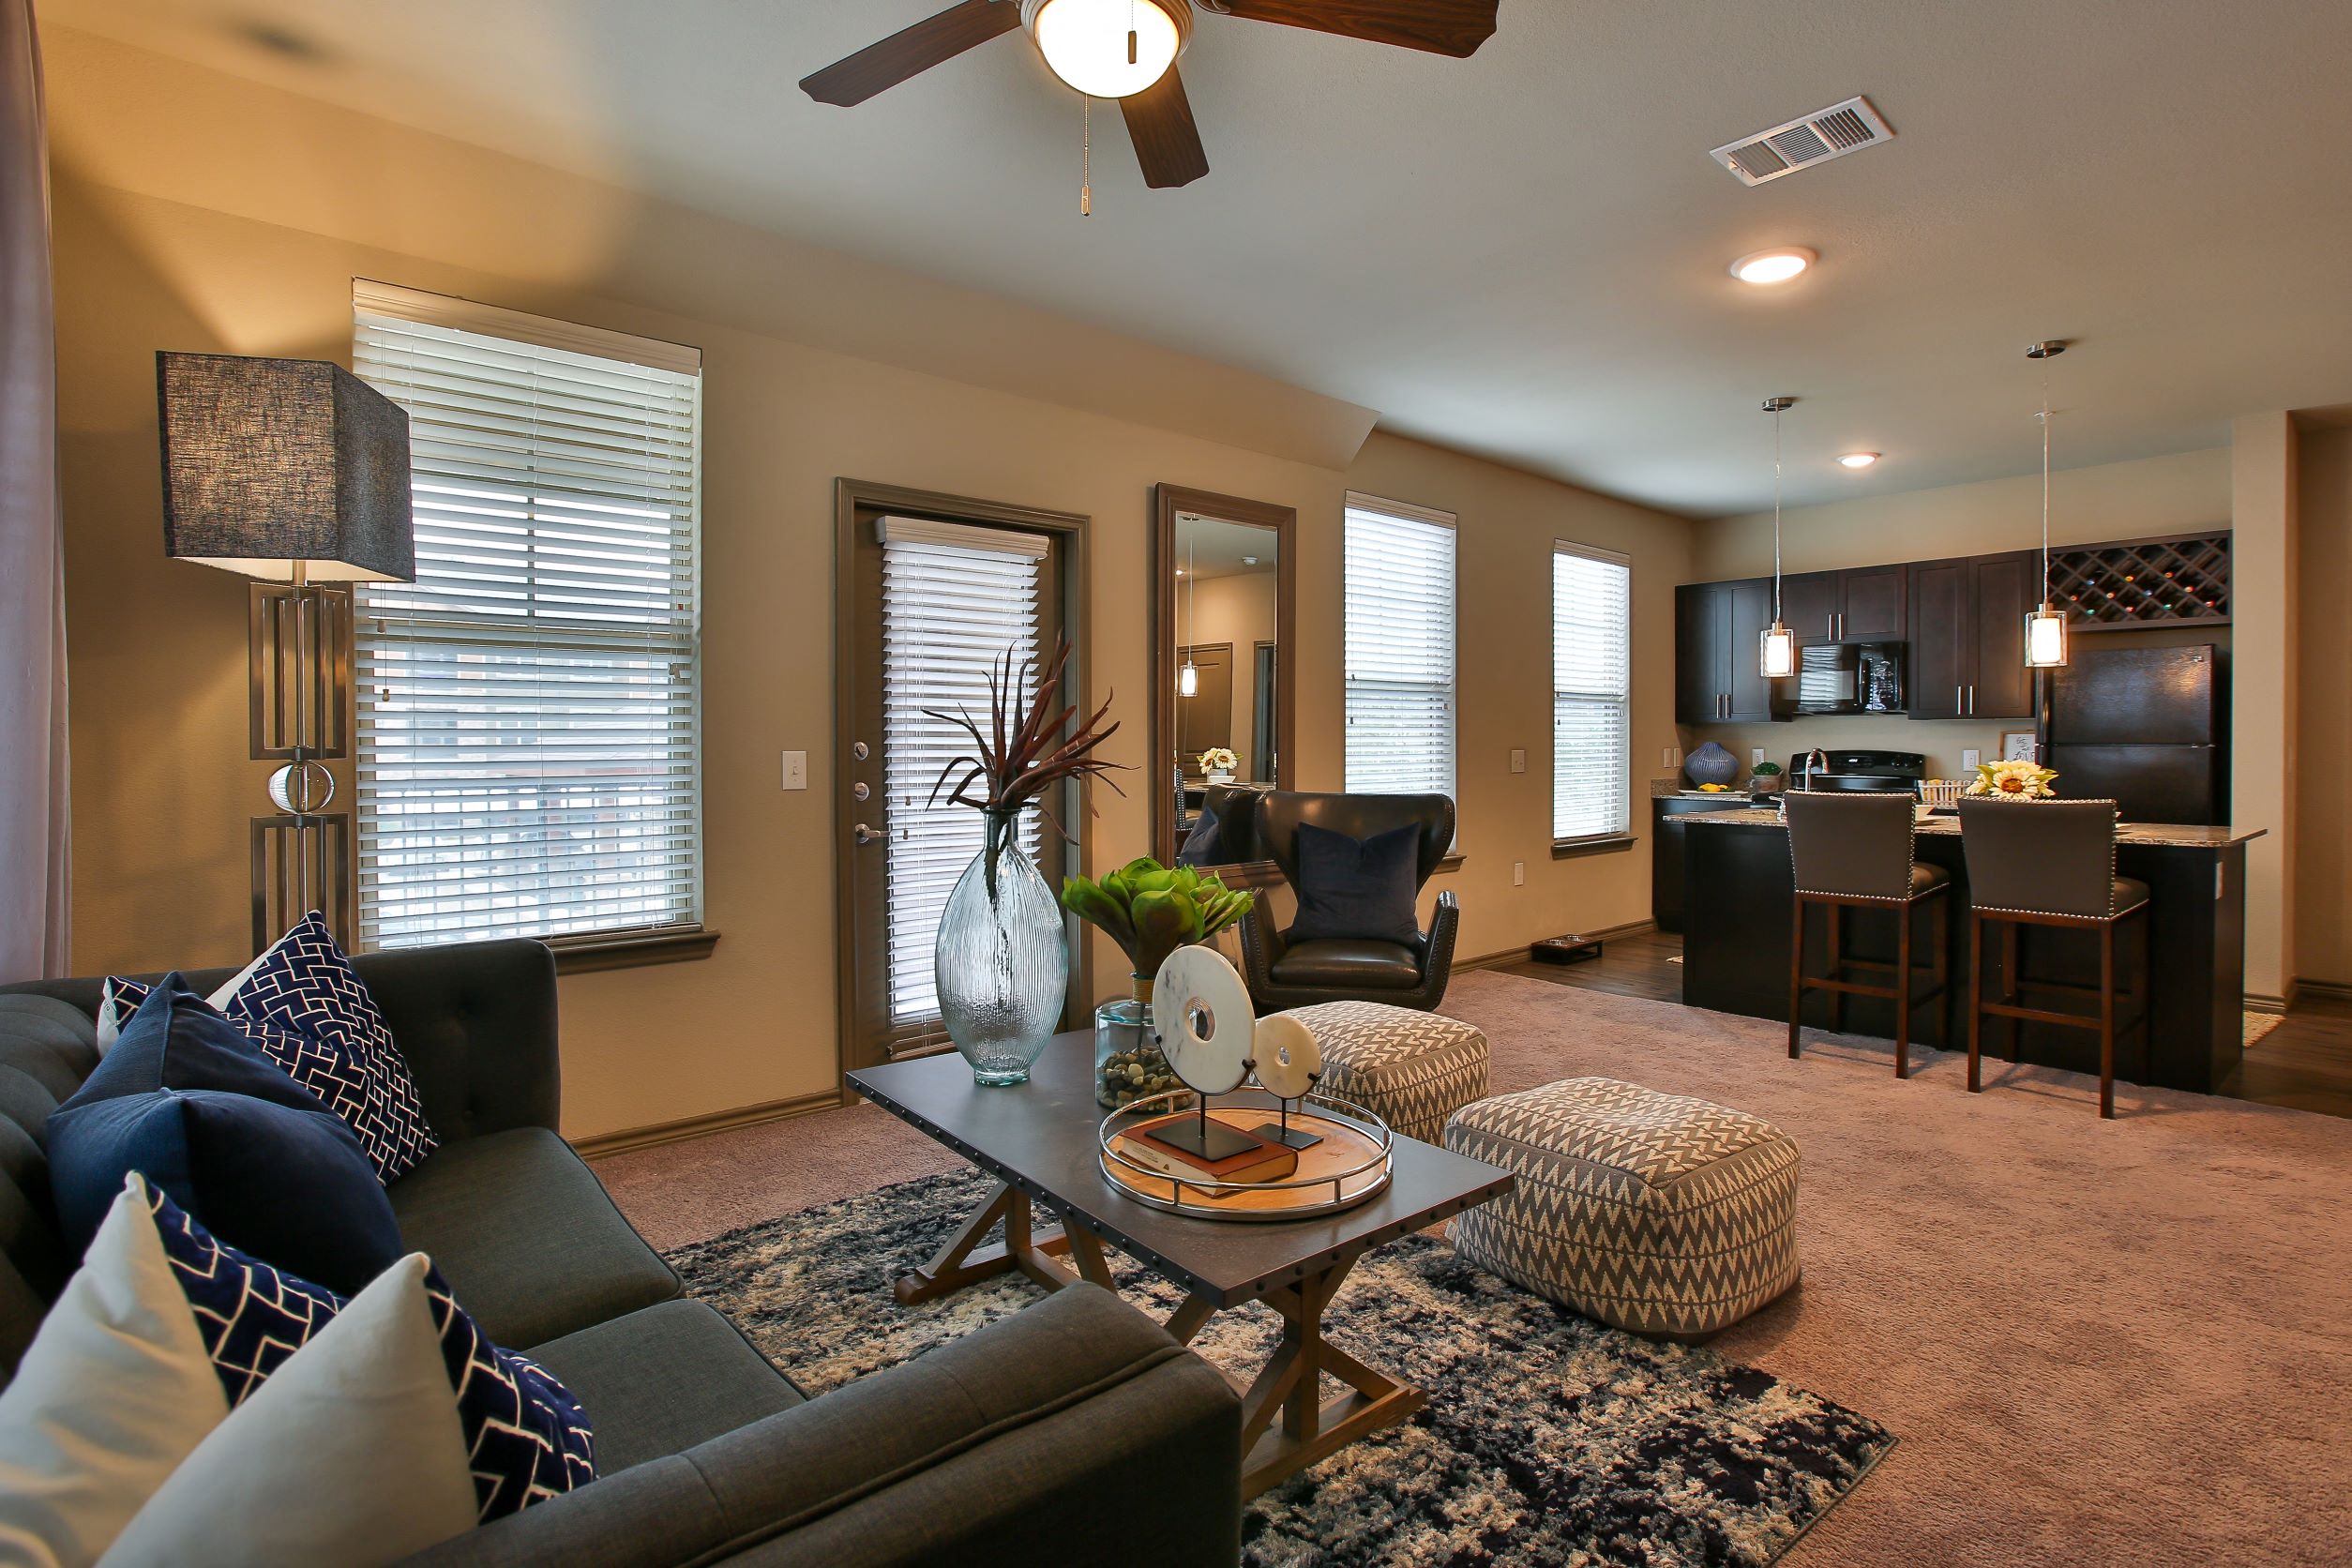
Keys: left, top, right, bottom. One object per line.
{"left": 45, "top": 0, "right": 2352, "bottom": 515}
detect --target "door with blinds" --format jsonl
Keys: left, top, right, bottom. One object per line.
{"left": 837, "top": 497, "right": 1080, "bottom": 1071}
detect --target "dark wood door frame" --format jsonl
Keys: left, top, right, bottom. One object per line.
{"left": 831, "top": 478, "right": 1094, "bottom": 1093}
{"left": 1153, "top": 484, "right": 1297, "bottom": 881}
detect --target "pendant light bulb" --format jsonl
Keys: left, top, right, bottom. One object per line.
{"left": 1178, "top": 525, "right": 1199, "bottom": 698}
{"left": 2023, "top": 342, "right": 2070, "bottom": 671}
{"left": 1760, "top": 396, "right": 1797, "bottom": 680}
{"left": 1178, "top": 661, "right": 1198, "bottom": 698}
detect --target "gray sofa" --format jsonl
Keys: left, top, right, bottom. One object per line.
{"left": 0, "top": 940, "right": 1242, "bottom": 1566}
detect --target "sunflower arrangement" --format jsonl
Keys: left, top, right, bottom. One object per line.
{"left": 1198, "top": 746, "right": 1239, "bottom": 775}
{"left": 1966, "top": 759, "right": 2059, "bottom": 799}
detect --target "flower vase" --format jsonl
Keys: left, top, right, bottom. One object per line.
{"left": 1093, "top": 975, "right": 1191, "bottom": 1110}
{"left": 935, "top": 809, "right": 1068, "bottom": 1086}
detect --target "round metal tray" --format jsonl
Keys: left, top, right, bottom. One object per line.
{"left": 1096, "top": 1087, "right": 1394, "bottom": 1222}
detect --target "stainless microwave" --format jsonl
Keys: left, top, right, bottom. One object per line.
{"left": 1791, "top": 642, "right": 1905, "bottom": 715}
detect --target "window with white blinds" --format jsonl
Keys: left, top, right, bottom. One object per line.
{"left": 1552, "top": 541, "right": 1633, "bottom": 843}
{"left": 350, "top": 281, "right": 703, "bottom": 951}
{"left": 878, "top": 517, "right": 1049, "bottom": 1047}
{"left": 1343, "top": 495, "right": 1456, "bottom": 801}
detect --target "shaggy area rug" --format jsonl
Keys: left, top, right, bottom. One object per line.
{"left": 667, "top": 1167, "right": 1894, "bottom": 1568}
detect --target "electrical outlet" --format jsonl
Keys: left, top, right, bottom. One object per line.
{"left": 1510, "top": 748, "right": 1526, "bottom": 774}
{"left": 1512, "top": 861, "right": 1525, "bottom": 887}
{"left": 1751, "top": 747, "right": 1766, "bottom": 766}
{"left": 1961, "top": 748, "right": 1981, "bottom": 772}
{"left": 781, "top": 750, "right": 808, "bottom": 791}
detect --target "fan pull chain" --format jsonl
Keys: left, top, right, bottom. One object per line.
{"left": 1080, "top": 94, "right": 1092, "bottom": 217}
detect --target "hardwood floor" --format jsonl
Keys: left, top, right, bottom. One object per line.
{"left": 1493, "top": 929, "right": 2352, "bottom": 1121}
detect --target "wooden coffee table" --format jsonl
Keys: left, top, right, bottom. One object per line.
{"left": 848, "top": 1030, "right": 1512, "bottom": 1498}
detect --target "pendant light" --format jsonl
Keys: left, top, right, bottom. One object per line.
{"left": 1759, "top": 396, "right": 1798, "bottom": 679}
{"left": 2024, "top": 340, "right": 2070, "bottom": 670}
{"left": 1177, "top": 530, "right": 1199, "bottom": 697}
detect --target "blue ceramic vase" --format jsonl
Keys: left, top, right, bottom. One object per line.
{"left": 1684, "top": 740, "right": 1740, "bottom": 788}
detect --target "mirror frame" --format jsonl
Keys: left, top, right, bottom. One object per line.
{"left": 1152, "top": 484, "right": 1297, "bottom": 882}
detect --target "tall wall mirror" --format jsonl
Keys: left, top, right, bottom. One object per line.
{"left": 1153, "top": 485, "right": 1296, "bottom": 882}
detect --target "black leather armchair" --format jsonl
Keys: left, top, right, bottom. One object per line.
{"left": 1238, "top": 791, "right": 1459, "bottom": 1012}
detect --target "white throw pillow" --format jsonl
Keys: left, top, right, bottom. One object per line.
{"left": 98, "top": 1254, "right": 478, "bottom": 1568}
{"left": 0, "top": 1188, "right": 231, "bottom": 1567}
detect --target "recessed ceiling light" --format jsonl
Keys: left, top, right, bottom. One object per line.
{"left": 1730, "top": 248, "right": 1816, "bottom": 285}
{"left": 1241, "top": 555, "right": 1259, "bottom": 565}
{"left": 1174, "top": 567, "right": 1185, "bottom": 576}
{"left": 1837, "top": 452, "right": 1879, "bottom": 469}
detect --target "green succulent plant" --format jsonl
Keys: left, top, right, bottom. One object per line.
{"left": 1061, "top": 856, "right": 1255, "bottom": 993}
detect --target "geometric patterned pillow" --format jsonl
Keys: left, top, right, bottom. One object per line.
{"left": 137, "top": 1175, "right": 595, "bottom": 1522}
{"left": 104, "top": 912, "right": 438, "bottom": 1183}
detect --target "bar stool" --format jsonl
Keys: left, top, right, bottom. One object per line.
{"left": 1785, "top": 792, "right": 1951, "bottom": 1078}
{"left": 1957, "top": 798, "right": 2149, "bottom": 1120}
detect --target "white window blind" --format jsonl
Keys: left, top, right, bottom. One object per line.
{"left": 1344, "top": 495, "right": 1456, "bottom": 800}
{"left": 351, "top": 282, "right": 703, "bottom": 951}
{"left": 1553, "top": 541, "right": 1633, "bottom": 843}
{"left": 878, "top": 517, "right": 1050, "bottom": 1048}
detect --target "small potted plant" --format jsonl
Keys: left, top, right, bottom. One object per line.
{"left": 1198, "top": 746, "right": 1239, "bottom": 784}
{"left": 1966, "top": 759, "right": 2059, "bottom": 800}
{"left": 1061, "top": 859, "right": 1254, "bottom": 1108}
{"left": 1748, "top": 761, "right": 1786, "bottom": 797}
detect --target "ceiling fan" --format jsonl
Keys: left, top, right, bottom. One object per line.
{"left": 798, "top": 0, "right": 1500, "bottom": 190}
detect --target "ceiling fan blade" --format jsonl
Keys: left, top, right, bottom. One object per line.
{"left": 1213, "top": 0, "right": 1499, "bottom": 57}
{"left": 799, "top": 0, "right": 1022, "bottom": 107}
{"left": 1120, "top": 66, "right": 1211, "bottom": 188}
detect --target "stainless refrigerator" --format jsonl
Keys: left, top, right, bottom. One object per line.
{"left": 2038, "top": 644, "right": 2226, "bottom": 825}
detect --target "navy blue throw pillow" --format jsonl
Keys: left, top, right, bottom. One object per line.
{"left": 1175, "top": 809, "right": 1224, "bottom": 867}
{"left": 47, "top": 977, "right": 405, "bottom": 1295}
{"left": 1288, "top": 822, "right": 1424, "bottom": 946}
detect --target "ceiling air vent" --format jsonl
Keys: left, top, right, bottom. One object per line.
{"left": 1711, "top": 96, "right": 1893, "bottom": 187}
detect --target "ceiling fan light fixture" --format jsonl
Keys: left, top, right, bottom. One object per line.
{"left": 1025, "top": 0, "right": 1188, "bottom": 99}
{"left": 1730, "top": 247, "right": 1816, "bottom": 285}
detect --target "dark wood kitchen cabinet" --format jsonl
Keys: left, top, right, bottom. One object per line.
{"left": 1779, "top": 565, "right": 1907, "bottom": 645}
{"left": 1676, "top": 579, "right": 1778, "bottom": 723}
{"left": 1907, "top": 550, "right": 2039, "bottom": 719}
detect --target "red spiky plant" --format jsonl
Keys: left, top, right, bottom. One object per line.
{"left": 927, "top": 641, "right": 1126, "bottom": 880}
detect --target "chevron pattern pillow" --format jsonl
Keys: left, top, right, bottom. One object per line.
{"left": 102, "top": 913, "right": 437, "bottom": 1182}
{"left": 136, "top": 1175, "right": 596, "bottom": 1521}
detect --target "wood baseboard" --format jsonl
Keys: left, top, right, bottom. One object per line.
{"left": 1456, "top": 918, "right": 1660, "bottom": 972}
{"left": 2289, "top": 977, "right": 2352, "bottom": 1004}
{"left": 2244, "top": 992, "right": 2290, "bottom": 1016}
{"left": 575, "top": 1087, "right": 845, "bottom": 1159}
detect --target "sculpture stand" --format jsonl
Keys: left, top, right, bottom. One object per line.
{"left": 1141, "top": 1093, "right": 1267, "bottom": 1164}
{"left": 1249, "top": 1064, "right": 1326, "bottom": 1151}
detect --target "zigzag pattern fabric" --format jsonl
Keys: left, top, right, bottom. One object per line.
{"left": 1284, "top": 1000, "right": 1489, "bottom": 1144}
{"left": 141, "top": 1179, "right": 596, "bottom": 1521}
{"left": 106, "top": 912, "right": 437, "bottom": 1181}
{"left": 1445, "top": 1078, "right": 1802, "bottom": 1339}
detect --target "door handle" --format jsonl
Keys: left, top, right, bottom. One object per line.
{"left": 853, "top": 823, "right": 881, "bottom": 845}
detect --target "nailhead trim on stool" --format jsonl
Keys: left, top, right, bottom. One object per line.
{"left": 1283, "top": 1001, "right": 1489, "bottom": 1146}
{"left": 1445, "top": 1078, "right": 1802, "bottom": 1339}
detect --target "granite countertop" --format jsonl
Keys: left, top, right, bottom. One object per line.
{"left": 1681, "top": 807, "right": 2267, "bottom": 850}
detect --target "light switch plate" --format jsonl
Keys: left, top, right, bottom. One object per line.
{"left": 781, "top": 750, "right": 808, "bottom": 791}
{"left": 1512, "top": 861, "right": 1525, "bottom": 887}
{"left": 1751, "top": 747, "right": 1766, "bottom": 766}
{"left": 1961, "top": 748, "right": 1981, "bottom": 772}
{"left": 1510, "top": 748, "right": 1526, "bottom": 774}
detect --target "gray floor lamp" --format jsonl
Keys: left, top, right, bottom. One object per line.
{"left": 157, "top": 352, "right": 415, "bottom": 955}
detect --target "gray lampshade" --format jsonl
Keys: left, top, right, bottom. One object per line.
{"left": 158, "top": 352, "right": 415, "bottom": 582}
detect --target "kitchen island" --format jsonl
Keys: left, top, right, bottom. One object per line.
{"left": 1680, "top": 808, "right": 2263, "bottom": 1094}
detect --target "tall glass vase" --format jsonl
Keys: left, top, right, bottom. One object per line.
{"left": 935, "top": 808, "right": 1068, "bottom": 1086}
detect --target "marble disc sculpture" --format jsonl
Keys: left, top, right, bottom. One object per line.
{"left": 1153, "top": 944, "right": 1255, "bottom": 1097}
{"left": 1251, "top": 1013, "right": 1321, "bottom": 1100}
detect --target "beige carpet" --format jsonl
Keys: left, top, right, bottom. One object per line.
{"left": 596, "top": 972, "right": 2352, "bottom": 1567}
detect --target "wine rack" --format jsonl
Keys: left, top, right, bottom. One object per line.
{"left": 2046, "top": 531, "right": 2230, "bottom": 630}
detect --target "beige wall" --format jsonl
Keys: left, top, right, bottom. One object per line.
{"left": 2293, "top": 421, "right": 2348, "bottom": 988}
{"left": 1177, "top": 569, "right": 1278, "bottom": 781}
{"left": 44, "top": 38, "right": 1694, "bottom": 1139}
{"left": 1686, "top": 448, "right": 2235, "bottom": 781}
{"left": 2231, "top": 415, "right": 2299, "bottom": 1003}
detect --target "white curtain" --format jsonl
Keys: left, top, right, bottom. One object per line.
{"left": 0, "top": 0, "right": 68, "bottom": 979}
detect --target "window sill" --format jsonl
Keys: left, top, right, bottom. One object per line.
{"left": 549, "top": 927, "right": 720, "bottom": 975}
{"left": 1551, "top": 835, "right": 1636, "bottom": 860}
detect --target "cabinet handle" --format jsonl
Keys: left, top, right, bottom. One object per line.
{"left": 1967, "top": 684, "right": 1976, "bottom": 715}
{"left": 1955, "top": 685, "right": 1963, "bottom": 714}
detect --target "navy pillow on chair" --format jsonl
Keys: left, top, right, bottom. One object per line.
{"left": 1288, "top": 821, "right": 1425, "bottom": 946}
{"left": 46, "top": 977, "right": 405, "bottom": 1296}
{"left": 1175, "top": 809, "right": 1224, "bottom": 867}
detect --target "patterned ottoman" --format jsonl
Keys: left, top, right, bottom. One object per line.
{"left": 1443, "top": 1078, "right": 1801, "bottom": 1339}
{"left": 1285, "top": 1001, "right": 1488, "bottom": 1145}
